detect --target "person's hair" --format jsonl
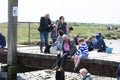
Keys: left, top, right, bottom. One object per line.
{"left": 56, "top": 20, "right": 59, "bottom": 23}
{"left": 79, "top": 68, "right": 88, "bottom": 74}
{"left": 59, "top": 16, "right": 64, "bottom": 20}
{"left": 62, "top": 34, "right": 69, "bottom": 40}
{"left": 86, "top": 36, "right": 92, "bottom": 41}
{"left": 45, "top": 13, "right": 49, "bottom": 16}
{"left": 69, "top": 27, "right": 73, "bottom": 30}
{"left": 78, "top": 38, "right": 84, "bottom": 43}
{"left": 59, "top": 30, "right": 64, "bottom": 36}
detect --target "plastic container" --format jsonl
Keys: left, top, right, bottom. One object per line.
{"left": 106, "top": 48, "right": 113, "bottom": 54}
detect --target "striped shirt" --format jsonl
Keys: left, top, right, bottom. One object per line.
{"left": 75, "top": 42, "right": 89, "bottom": 56}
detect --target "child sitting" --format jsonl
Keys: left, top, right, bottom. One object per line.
{"left": 86, "top": 37, "right": 94, "bottom": 51}
{"left": 74, "top": 35, "right": 79, "bottom": 45}
{"left": 72, "top": 38, "right": 89, "bottom": 72}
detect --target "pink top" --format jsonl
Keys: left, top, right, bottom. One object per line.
{"left": 63, "top": 42, "right": 70, "bottom": 51}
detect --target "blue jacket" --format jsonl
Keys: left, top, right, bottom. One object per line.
{"left": 83, "top": 73, "right": 92, "bottom": 80}
{"left": 93, "top": 35, "right": 106, "bottom": 51}
{"left": 0, "top": 34, "right": 6, "bottom": 48}
{"left": 51, "top": 29, "right": 57, "bottom": 39}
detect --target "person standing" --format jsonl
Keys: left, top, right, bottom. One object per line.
{"left": 57, "top": 16, "right": 69, "bottom": 35}
{"left": 38, "top": 14, "right": 51, "bottom": 53}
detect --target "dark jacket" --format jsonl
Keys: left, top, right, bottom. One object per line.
{"left": 83, "top": 74, "right": 92, "bottom": 80}
{"left": 38, "top": 17, "right": 51, "bottom": 32}
{"left": 0, "top": 34, "right": 6, "bottom": 48}
{"left": 63, "top": 40, "right": 77, "bottom": 56}
{"left": 116, "top": 64, "right": 120, "bottom": 80}
{"left": 57, "top": 22, "right": 67, "bottom": 34}
{"left": 93, "top": 35, "right": 106, "bottom": 52}
{"left": 86, "top": 41, "right": 94, "bottom": 51}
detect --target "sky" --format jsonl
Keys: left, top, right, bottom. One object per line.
{"left": 0, "top": 0, "right": 120, "bottom": 24}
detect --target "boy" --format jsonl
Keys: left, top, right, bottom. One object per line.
{"left": 72, "top": 38, "right": 89, "bottom": 72}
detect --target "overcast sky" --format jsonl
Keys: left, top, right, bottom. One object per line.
{"left": 0, "top": 0, "right": 120, "bottom": 24}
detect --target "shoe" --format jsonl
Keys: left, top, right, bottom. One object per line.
{"left": 58, "top": 66, "right": 64, "bottom": 71}
{"left": 40, "top": 50, "right": 43, "bottom": 53}
{"left": 54, "top": 66, "right": 60, "bottom": 71}
{"left": 73, "top": 67, "right": 79, "bottom": 73}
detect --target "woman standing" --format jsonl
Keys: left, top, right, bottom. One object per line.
{"left": 57, "top": 16, "right": 69, "bottom": 35}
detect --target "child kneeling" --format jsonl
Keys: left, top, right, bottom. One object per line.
{"left": 72, "top": 38, "right": 89, "bottom": 72}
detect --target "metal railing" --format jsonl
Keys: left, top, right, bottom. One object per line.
{"left": 18, "top": 22, "right": 40, "bottom": 45}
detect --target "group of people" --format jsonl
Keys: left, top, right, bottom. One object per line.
{"left": 38, "top": 13, "right": 119, "bottom": 80}
{"left": 38, "top": 14, "right": 73, "bottom": 53}
{"left": 38, "top": 14, "right": 92, "bottom": 80}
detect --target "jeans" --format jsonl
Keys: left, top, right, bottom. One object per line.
{"left": 40, "top": 31, "right": 49, "bottom": 51}
{"left": 56, "top": 51, "right": 70, "bottom": 67}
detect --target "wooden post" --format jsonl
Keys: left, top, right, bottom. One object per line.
{"left": 7, "top": 0, "right": 18, "bottom": 80}
{"left": 28, "top": 22, "right": 31, "bottom": 45}
{"left": 56, "top": 71, "right": 65, "bottom": 80}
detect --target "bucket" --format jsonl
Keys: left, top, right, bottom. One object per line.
{"left": 106, "top": 48, "right": 113, "bottom": 54}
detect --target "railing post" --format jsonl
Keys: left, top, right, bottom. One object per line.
{"left": 28, "top": 22, "right": 31, "bottom": 45}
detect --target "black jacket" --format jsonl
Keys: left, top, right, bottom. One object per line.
{"left": 39, "top": 17, "right": 51, "bottom": 32}
{"left": 57, "top": 22, "right": 67, "bottom": 34}
{"left": 116, "top": 64, "right": 120, "bottom": 80}
{"left": 0, "top": 34, "right": 6, "bottom": 48}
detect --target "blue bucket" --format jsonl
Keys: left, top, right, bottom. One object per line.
{"left": 106, "top": 48, "right": 113, "bottom": 54}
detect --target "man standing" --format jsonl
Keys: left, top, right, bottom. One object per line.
{"left": 38, "top": 14, "right": 51, "bottom": 53}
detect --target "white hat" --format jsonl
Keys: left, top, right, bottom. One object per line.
{"left": 79, "top": 68, "right": 88, "bottom": 73}
{"left": 62, "top": 34, "right": 69, "bottom": 40}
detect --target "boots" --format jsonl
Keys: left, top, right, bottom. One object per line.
{"left": 40, "top": 42, "right": 43, "bottom": 53}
